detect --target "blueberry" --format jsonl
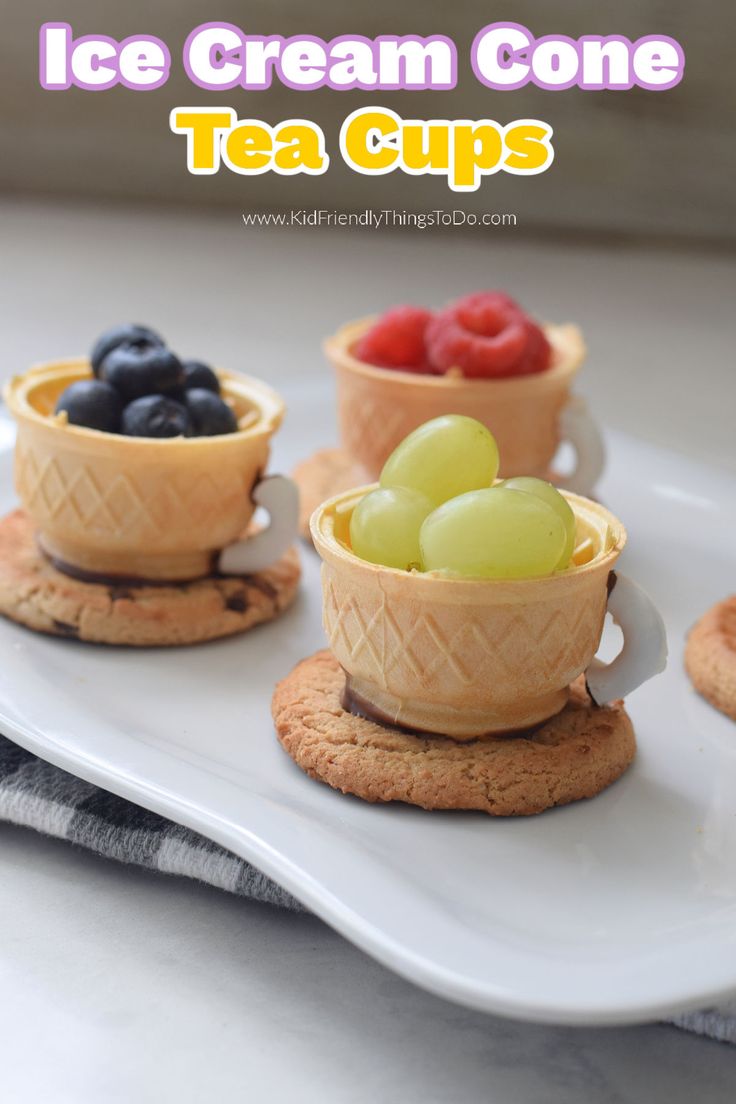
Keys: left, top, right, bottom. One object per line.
{"left": 91, "top": 324, "right": 164, "bottom": 376}
{"left": 185, "top": 389, "right": 238, "bottom": 436}
{"left": 100, "top": 344, "right": 184, "bottom": 402}
{"left": 121, "top": 395, "right": 191, "bottom": 438}
{"left": 182, "top": 360, "right": 220, "bottom": 394}
{"left": 55, "top": 380, "right": 123, "bottom": 433}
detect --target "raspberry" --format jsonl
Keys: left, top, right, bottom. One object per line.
{"left": 354, "top": 306, "right": 433, "bottom": 372}
{"left": 426, "top": 291, "right": 551, "bottom": 379}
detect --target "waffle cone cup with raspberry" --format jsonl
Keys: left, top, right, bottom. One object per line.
{"left": 326, "top": 317, "right": 586, "bottom": 482}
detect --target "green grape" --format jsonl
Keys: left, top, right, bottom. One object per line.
{"left": 349, "top": 486, "right": 433, "bottom": 570}
{"left": 380, "top": 415, "right": 499, "bottom": 508}
{"left": 420, "top": 487, "right": 567, "bottom": 579}
{"left": 502, "top": 476, "right": 576, "bottom": 570}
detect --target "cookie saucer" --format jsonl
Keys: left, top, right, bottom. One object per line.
{"left": 685, "top": 596, "right": 736, "bottom": 721}
{"left": 272, "top": 651, "right": 635, "bottom": 816}
{"left": 0, "top": 509, "right": 300, "bottom": 647}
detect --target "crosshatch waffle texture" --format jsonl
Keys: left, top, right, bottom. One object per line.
{"left": 15, "top": 439, "right": 253, "bottom": 547}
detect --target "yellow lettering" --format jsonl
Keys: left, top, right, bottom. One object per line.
{"left": 504, "top": 124, "right": 552, "bottom": 173}
{"left": 226, "top": 124, "right": 272, "bottom": 170}
{"left": 452, "top": 124, "right": 503, "bottom": 189}
{"left": 402, "top": 123, "right": 449, "bottom": 171}
{"left": 274, "top": 123, "right": 325, "bottom": 172}
{"left": 341, "top": 108, "right": 399, "bottom": 172}
{"left": 171, "top": 110, "right": 234, "bottom": 172}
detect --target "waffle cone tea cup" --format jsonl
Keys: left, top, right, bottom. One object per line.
{"left": 325, "top": 318, "right": 604, "bottom": 495}
{"left": 311, "top": 486, "right": 665, "bottom": 739}
{"left": 5, "top": 359, "right": 289, "bottom": 582}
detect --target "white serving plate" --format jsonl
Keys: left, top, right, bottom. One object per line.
{"left": 1, "top": 388, "right": 735, "bottom": 1027}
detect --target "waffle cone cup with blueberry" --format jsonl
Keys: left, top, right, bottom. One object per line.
{"left": 5, "top": 359, "right": 287, "bottom": 583}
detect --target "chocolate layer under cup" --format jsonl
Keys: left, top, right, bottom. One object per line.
{"left": 5, "top": 359, "right": 285, "bottom": 582}
{"left": 311, "top": 485, "right": 627, "bottom": 740}
{"left": 325, "top": 317, "right": 604, "bottom": 495}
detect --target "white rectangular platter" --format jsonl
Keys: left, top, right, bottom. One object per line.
{"left": 1, "top": 392, "right": 735, "bottom": 1027}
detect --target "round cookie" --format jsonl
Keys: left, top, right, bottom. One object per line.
{"left": 272, "top": 650, "right": 636, "bottom": 816}
{"left": 0, "top": 509, "right": 300, "bottom": 647}
{"left": 685, "top": 596, "right": 736, "bottom": 721}
{"left": 292, "top": 448, "right": 369, "bottom": 540}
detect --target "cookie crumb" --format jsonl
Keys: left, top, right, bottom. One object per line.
{"left": 52, "top": 618, "right": 79, "bottom": 638}
{"left": 225, "top": 590, "right": 248, "bottom": 613}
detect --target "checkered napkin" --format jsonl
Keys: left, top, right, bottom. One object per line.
{"left": 0, "top": 733, "right": 300, "bottom": 910}
{"left": 1, "top": 732, "right": 735, "bottom": 1043}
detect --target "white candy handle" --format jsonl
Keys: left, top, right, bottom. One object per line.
{"left": 558, "top": 395, "right": 606, "bottom": 496}
{"left": 586, "top": 573, "right": 668, "bottom": 706}
{"left": 218, "top": 475, "right": 299, "bottom": 576}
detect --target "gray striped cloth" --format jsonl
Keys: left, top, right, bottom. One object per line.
{"left": 1, "top": 732, "right": 734, "bottom": 1043}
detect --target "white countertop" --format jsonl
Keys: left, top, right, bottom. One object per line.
{"left": 0, "top": 198, "right": 735, "bottom": 1102}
